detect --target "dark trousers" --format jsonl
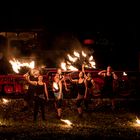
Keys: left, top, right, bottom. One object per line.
{"left": 34, "top": 97, "right": 46, "bottom": 121}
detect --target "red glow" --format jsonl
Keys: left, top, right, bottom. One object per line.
{"left": 83, "top": 39, "right": 94, "bottom": 45}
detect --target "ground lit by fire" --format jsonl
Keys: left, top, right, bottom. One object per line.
{"left": 0, "top": 98, "right": 140, "bottom": 139}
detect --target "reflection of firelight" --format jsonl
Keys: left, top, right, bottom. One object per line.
{"left": 60, "top": 119, "right": 72, "bottom": 127}
{"left": 136, "top": 117, "right": 140, "bottom": 125}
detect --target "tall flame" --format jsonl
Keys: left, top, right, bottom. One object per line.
{"left": 89, "top": 56, "right": 93, "bottom": 61}
{"left": 67, "top": 54, "right": 77, "bottom": 62}
{"left": 74, "top": 51, "right": 80, "bottom": 58}
{"left": 9, "top": 58, "right": 35, "bottom": 73}
{"left": 82, "top": 51, "right": 86, "bottom": 57}
{"left": 136, "top": 116, "right": 140, "bottom": 124}
{"left": 61, "top": 62, "right": 67, "bottom": 71}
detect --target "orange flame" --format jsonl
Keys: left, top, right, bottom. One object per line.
{"left": 67, "top": 54, "right": 77, "bottom": 62}
{"left": 123, "top": 72, "right": 127, "bottom": 76}
{"left": 61, "top": 62, "right": 67, "bottom": 71}
{"left": 89, "top": 56, "right": 93, "bottom": 61}
{"left": 60, "top": 119, "right": 72, "bottom": 126}
{"left": 89, "top": 61, "right": 96, "bottom": 68}
{"left": 136, "top": 117, "right": 140, "bottom": 124}
{"left": 68, "top": 65, "right": 78, "bottom": 71}
{"left": 9, "top": 58, "right": 35, "bottom": 73}
{"left": 2, "top": 98, "right": 9, "bottom": 104}
{"left": 74, "top": 51, "right": 80, "bottom": 58}
{"left": 82, "top": 51, "right": 86, "bottom": 57}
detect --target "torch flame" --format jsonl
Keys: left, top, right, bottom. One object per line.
{"left": 67, "top": 54, "right": 77, "bottom": 62}
{"left": 82, "top": 51, "right": 86, "bottom": 57}
{"left": 136, "top": 117, "right": 140, "bottom": 124}
{"left": 2, "top": 98, "right": 9, "bottom": 104}
{"left": 61, "top": 49, "right": 96, "bottom": 71}
{"left": 68, "top": 65, "right": 78, "bottom": 71}
{"left": 60, "top": 119, "right": 72, "bottom": 126}
{"left": 74, "top": 51, "right": 80, "bottom": 58}
{"left": 9, "top": 58, "right": 35, "bottom": 73}
{"left": 123, "top": 72, "right": 127, "bottom": 76}
{"left": 89, "top": 56, "right": 93, "bottom": 61}
{"left": 89, "top": 61, "right": 96, "bottom": 68}
{"left": 61, "top": 62, "right": 67, "bottom": 71}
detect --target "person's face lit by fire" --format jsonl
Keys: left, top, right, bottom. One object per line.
{"left": 107, "top": 66, "right": 112, "bottom": 73}
{"left": 87, "top": 73, "right": 91, "bottom": 78}
{"left": 38, "top": 75, "right": 43, "bottom": 82}
{"left": 79, "top": 72, "right": 84, "bottom": 78}
{"left": 54, "top": 73, "right": 60, "bottom": 83}
{"left": 57, "top": 68, "right": 62, "bottom": 75}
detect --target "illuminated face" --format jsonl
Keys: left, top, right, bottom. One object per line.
{"left": 107, "top": 66, "right": 112, "bottom": 73}
{"left": 54, "top": 74, "right": 59, "bottom": 82}
{"left": 38, "top": 75, "right": 43, "bottom": 81}
{"left": 87, "top": 73, "right": 91, "bottom": 78}
{"left": 79, "top": 72, "right": 84, "bottom": 78}
{"left": 57, "top": 68, "right": 62, "bottom": 74}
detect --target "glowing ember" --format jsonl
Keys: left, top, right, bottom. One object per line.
{"left": 89, "top": 61, "right": 96, "bottom": 68}
{"left": 60, "top": 119, "right": 72, "bottom": 126}
{"left": 89, "top": 56, "right": 93, "bottom": 61}
{"left": 68, "top": 65, "right": 78, "bottom": 71}
{"left": 82, "top": 51, "right": 86, "bottom": 57}
{"left": 136, "top": 117, "right": 140, "bottom": 124}
{"left": 9, "top": 58, "right": 35, "bottom": 73}
{"left": 67, "top": 54, "right": 77, "bottom": 62}
{"left": 61, "top": 62, "right": 67, "bottom": 71}
{"left": 2, "top": 98, "right": 9, "bottom": 104}
{"left": 74, "top": 51, "right": 80, "bottom": 58}
{"left": 123, "top": 72, "right": 127, "bottom": 76}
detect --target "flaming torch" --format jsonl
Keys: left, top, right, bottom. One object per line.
{"left": 60, "top": 119, "right": 73, "bottom": 127}
{"left": 2, "top": 98, "right": 9, "bottom": 105}
{"left": 9, "top": 58, "right": 35, "bottom": 73}
{"left": 123, "top": 72, "right": 127, "bottom": 76}
{"left": 61, "top": 50, "right": 96, "bottom": 71}
{"left": 136, "top": 116, "right": 140, "bottom": 125}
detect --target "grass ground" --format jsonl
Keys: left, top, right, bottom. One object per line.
{"left": 0, "top": 97, "right": 140, "bottom": 139}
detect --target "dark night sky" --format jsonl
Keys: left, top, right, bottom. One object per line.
{"left": 0, "top": 9, "right": 138, "bottom": 71}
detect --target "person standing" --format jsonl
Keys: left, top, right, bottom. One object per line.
{"left": 21, "top": 68, "right": 40, "bottom": 111}
{"left": 69, "top": 71, "right": 87, "bottom": 117}
{"left": 25, "top": 74, "right": 49, "bottom": 122}
{"left": 52, "top": 73, "right": 63, "bottom": 119}
{"left": 98, "top": 66, "right": 118, "bottom": 110}
{"left": 82, "top": 64, "right": 95, "bottom": 111}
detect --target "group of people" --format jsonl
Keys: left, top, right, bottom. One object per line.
{"left": 22, "top": 65, "right": 118, "bottom": 122}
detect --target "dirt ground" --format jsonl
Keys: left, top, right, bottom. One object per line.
{"left": 0, "top": 97, "right": 140, "bottom": 139}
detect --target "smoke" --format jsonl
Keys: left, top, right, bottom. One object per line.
{"left": 43, "top": 32, "right": 85, "bottom": 68}
{"left": 39, "top": 32, "right": 95, "bottom": 70}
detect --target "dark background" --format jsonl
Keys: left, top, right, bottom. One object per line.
{"left": 0, "top": 6, "right": 137, "bottom": 72}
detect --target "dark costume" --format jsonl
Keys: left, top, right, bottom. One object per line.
{"left": 102, "top": 74, "right": 114, "bottom": 98}
{"left": 34, "top": 83, "right": 46, "bottom": 121}
{"left": 76, "top": 80, "right": 86, "bottom": 108}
